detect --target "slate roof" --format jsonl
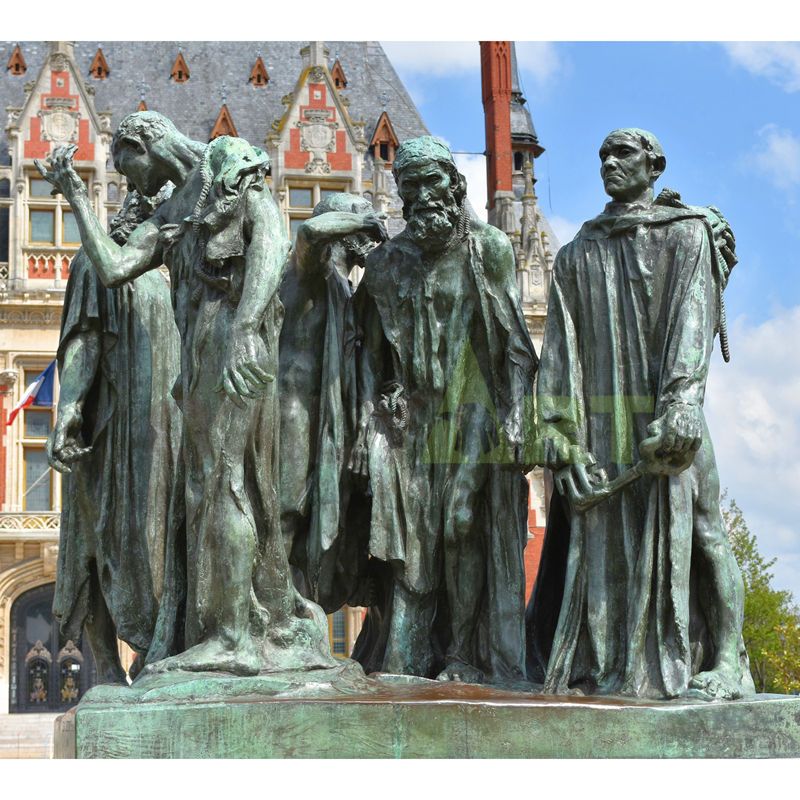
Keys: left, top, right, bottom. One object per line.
{"left": 509, "top": 43, "right": 542, "bottom": 152}
{"left": 1, "top": 41, "right": 428, "bottom": 157}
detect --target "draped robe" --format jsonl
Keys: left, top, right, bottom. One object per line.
{"left": 526, "top": 202, "right": 753, "bottom": 698}
{"left": 53, "top": 250, "right": 181, "bottom": 654}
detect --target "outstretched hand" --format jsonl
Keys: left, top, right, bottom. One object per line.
{"left": 217, "top": 330, "right": 274, "bottom": 408}
{"left": 34, "top": 144, "right": 86, "bottom": 200}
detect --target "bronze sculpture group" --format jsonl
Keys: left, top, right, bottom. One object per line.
{"left": 38, "top": 112, "right": 754, "bottom": 703}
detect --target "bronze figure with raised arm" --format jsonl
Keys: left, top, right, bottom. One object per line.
{"left": 37, "top": 112, "right": 335, "bottom": 676}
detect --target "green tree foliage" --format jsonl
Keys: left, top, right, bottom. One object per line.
{"left": 723, "top": 494, "right": 800, "bottom": 694}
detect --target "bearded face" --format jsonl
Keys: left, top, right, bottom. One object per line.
{"left": 397, "top": 161, "right": 461, "bottom": 251}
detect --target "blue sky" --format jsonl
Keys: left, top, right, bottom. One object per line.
{"left": 384, "top": 41, "right": 800, "bottom": 601}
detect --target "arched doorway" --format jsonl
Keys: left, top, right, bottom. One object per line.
{"left": 9, "top": 583, "right": 97, "bottom": 713}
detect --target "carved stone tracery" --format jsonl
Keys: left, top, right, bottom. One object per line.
{"left": 25, "top": 639, "right": 52, "bottom": 664}
{"left": 297, "top": 108, "right": 338, "bottom": 175}
{"left": 37, "top": 108, "right": 80, "bottom": 146}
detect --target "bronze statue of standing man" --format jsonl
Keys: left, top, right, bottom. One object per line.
{"left": 351, "top": 136, "right": 537, "bottom": 684}
{"left": 526, "top": 128, "right": 753, "bottom": 700}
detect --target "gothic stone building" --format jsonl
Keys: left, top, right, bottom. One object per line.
{"left": 0, "top": 40, "right": 554, "bottom": 741}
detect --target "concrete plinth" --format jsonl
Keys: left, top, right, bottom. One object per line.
{"left": 54, "top": 667, "right": 800, "bottom": 759}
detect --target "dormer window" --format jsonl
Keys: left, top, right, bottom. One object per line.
{"left": 249, "top": 56, "right": 269, "bottom": 88}
{"left": 331, "top": 59, "right": 348, "bottom": 90}
{"left": 370, "top": 111, "right": 400, "bottom": 168}
{"left": 7, "top": 44, "right": 27, "bottom": 76}
{"left": 170, "top": 51, "right": 190, "bottom": 83}
{"left": 89, "top": 47, "right": 110, "bottom": 80}
{"left": 210, "top": 104, "right": 238, "bottom": 140}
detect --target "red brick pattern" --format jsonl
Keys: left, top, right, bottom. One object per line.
{"left": 480, "top": 42, "right": 513, "bottom": 208}
{"left": 327, "top": 131, "right": 352, "bottom": 171}
{"left": 285, "top": 128, "right": 310, "bottom": 170}
{"left": 524, "top": 520, "right": 545, "bottom": 603}
{"left": 24, "top": 70, "right": 95, "bottom": 162}
{"left": 284, "top": 80, "right": 353, "bottom": 173}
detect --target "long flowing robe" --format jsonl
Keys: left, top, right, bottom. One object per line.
{"left": 353, "top": 220, "right": 537, "bottom": 681}
{"left": 279, "top": 254, "right": 364, "bottom": 611}
{"left": 526, "top": 201, "right": 753, "bottom": 698}
{"left": 146, "top": 136, "right": 333, "bottom": 670}
{"left": 53, "top": 250, "right": 181, "bottom": 654}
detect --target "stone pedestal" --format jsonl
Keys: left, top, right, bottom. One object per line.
{"left": 53, "top": 666, "right": 800, "bottom": 758}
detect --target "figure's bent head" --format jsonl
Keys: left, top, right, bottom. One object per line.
{"left": 313, "top": 192, "right": 381, "bottom": 264}
{"left": 312, "top": 192, "right": 373, "bottom": 217}
{"left": 111, "top": 111, "right": 179, "bottom": 196}
{"left": 599, "top": 128, "right": 666, "bottom": 203}
{"left": 393, "top": 136, "right": 467, "bottom": 250}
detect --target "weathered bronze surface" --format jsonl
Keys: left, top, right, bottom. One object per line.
{"left": 350, "top": 136, "right": 537, "bottom": 684}
{"left": 55, "top": 679, "right": 800, "bottom": 758}
{"left": 278, "top": 194, "right": 386, "bottom": 611}
{"left": 42, "top": 114, "right": 798, "bottom": 760}
{"left": 47, "top": 189, "right": 181, "bottom": 684}
{"left": 526, "top": 128, "right": 752, "bottom": 701}
{"left": 38, "top": 113, "right": 335, "bottom": 678}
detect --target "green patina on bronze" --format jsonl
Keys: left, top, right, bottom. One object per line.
{"left": 48, "top": 188, "right": 181, "bottom": 684}
{"left": 526, "top": 128, "right": 751, "bottom": 701}
{"left": 40, "top": 115, "right": 792, "bottom": 762}
{"left": 349, "top": 135, "right": 538, "bottom": 684}
{"left": 38, "top": 112, "right": 337, "bottom": 679}
{"left": 56, "top": 680, "right": 800, "bottom": 758}
{"left": 278, "top": 193, "right": 387, "bottom": 611}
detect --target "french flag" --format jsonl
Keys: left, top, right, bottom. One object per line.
{"left": 6, "top": 361, "right": 56, "bottom": 426}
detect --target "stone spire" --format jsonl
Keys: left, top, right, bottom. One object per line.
{"left": 49, "top": 41, "right": 75, "bottom": 59}
{"left": 302, "top": 42, "right": 330, "bottom": 70}
{"left": 509, "top": 43, "right": 543, "bottom": 159}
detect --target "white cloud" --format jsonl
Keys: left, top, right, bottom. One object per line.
{"left": 547, "top": 214, "right": 582, "bottom": 246}
{"left": 705, "top": 305, "right": 800, "bottom": 599}
{"left": 723, "top": 42, "right": 800, "bottom": 93}
{"left": 514, "top": 42, "right": 562, "bottom": 85}
{"left": 749, "top": 124, "right": 800, "bottom": 191}
{"left": 381, "top": 42, "right": 561, "bottom": 85}
{"left": 381, "top": 42, "right": 479, "bottom": 76}
{"left": 454, "top": 152, "right": 488, "bottom": 221}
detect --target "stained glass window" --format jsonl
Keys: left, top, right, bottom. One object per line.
{"left": 11, "top": 585, "right": 100, "bottom": 713}
{"left": 27, "top": 659, "right": 49, "bottom": 704}
{"left": 60, "top": 660, "right": 81, "bottom": 704}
